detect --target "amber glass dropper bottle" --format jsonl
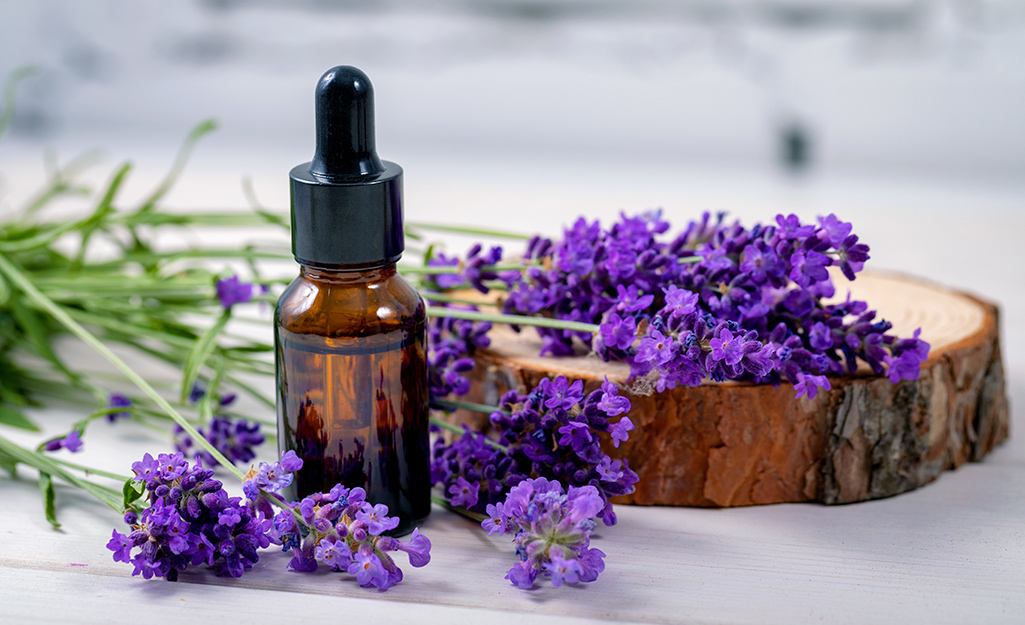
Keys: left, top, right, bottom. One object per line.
{"left": 275, "top": 66, "right": 429, "bottom": 535}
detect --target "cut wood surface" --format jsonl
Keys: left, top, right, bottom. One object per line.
{"left": 462, "top": 271, "right": 1010, "bottom": 507}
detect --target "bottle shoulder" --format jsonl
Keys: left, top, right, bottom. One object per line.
{"left": 275, "top": 269, "right": 425, "bottom": 339}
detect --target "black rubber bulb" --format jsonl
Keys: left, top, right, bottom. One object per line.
{"left": 289, "top": 65, "right": 404, "bottom": 266}
{"left": 309, "top": 65, "right": 385, "bottom": 180}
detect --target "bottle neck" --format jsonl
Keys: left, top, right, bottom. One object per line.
{"left": 299, "top": 260, "right": 398, "bottom": 284}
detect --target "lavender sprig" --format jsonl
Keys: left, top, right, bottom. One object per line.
{"left": 482, "top": 477, "right": 607, "bottom": 589}
{"left": 108, "top": 451, "right": 271, "bottom": 581}
{"left": 430, "top": 374, "right": 638, "bottom": 527}
{"left": 245, "top": 452, "right": 432, "bottom": 590}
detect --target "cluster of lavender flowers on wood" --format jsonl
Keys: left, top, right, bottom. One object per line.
{"left": 247, "top": 452, "right": 431, "bottom": 590}
{"left": 431, "top": 373, "right": 637, "bottom": 527}
{"left": 428, "top": 211, "right": 929, "bottom": 398}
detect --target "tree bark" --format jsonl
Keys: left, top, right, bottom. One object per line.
{"left": 456, "top": 272, "right": 1010, "bottom": 506}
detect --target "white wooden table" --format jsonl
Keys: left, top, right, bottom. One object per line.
{"left": 1, "top": 148, "right": 1022, "bottom": 624}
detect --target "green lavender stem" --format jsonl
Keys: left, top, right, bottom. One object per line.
{"left": 400, "top": 263, "right": 531, "bottom": 275}
{"left": 0, "top": 434, "right": 123, "bottom": 511}
{"left": 428, "top": 415, "right": 507, "bottom": 453}
{"left": 426, "top": 305, "right": 599, "bottom": 334}
{"left": 430, "top": 493, "right": 488, "bottom": 522}
{"left": 407, "top": 222, "right": 532, "bottom": 240}
{"left": 431, "top": 398, "right": 508, "bottom": 416}
{"left": 46, "top": 456, "right": 131, "bottom": 482}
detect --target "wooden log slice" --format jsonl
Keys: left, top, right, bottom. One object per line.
{"left": 459, "top": 271, "right": 1010, "bottom": 507}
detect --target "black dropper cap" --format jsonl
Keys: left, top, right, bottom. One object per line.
{"left": 289, "top": 66, "right": 404, "bottom": 267}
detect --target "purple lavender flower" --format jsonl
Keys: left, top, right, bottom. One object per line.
{"left": 425, "top": 252, "right": 464, "bottom": 290}
{"left": 596, "top": 456, "right": 625, "bottom": 482}
{"left": 598, "top": 312, "right": 637, "bottom": 351}
{"left": 557, "top": 240, "right": 596, "bottom": 275}
{"left": 356, "top": 503, "right": 400, "bottom": 535}
{"left": 215, "top": 275, "right": 254, "bottom": 309}
{"left": 435, "top": 375, "right": 636, "bottom": 523}
{"left": 43, "top": 430, "right": 83, "bottom": 453}
{"left": 505, "top": 561, "right": 538, "bottom": 589}
{"left": 316, "top": 539, "right": 350, "bottom": 571}
{"left": 635, "top": 329, "right": 674, "bottom": 366}
{"left": 776, "top": 213, "right": 816, "bottom": 239}
{"left": 131, "top": 453, "right": 160, "bottom": 482}
{"left": 349, "top": 549, "right": 390, "bottom": 588}
{"left": 577, "top": 546, "right": 607, "bottom": 583}
{"left": 885, "top": 351, "right": 924, "bottom": 383}
{"left": 662, "top": 285, "right": 698, "bottom": 319}
{"left": 809, "top": 321, "right": 834, "bottom": 351}
{"left": 557, "top": 421, "right": 593, "bottom": 452}
{"left": 541, "top": 376, "right": 584, "bottom": 411}
{"left": 106, "top": 393, "right": 133, "bottom": 423}
{"left": 482, "top": 502, "right": 509, "bottom": 536}
{"left": 448, "top": 475, "right": 480, "bottom": 508}
{"left": 788, "top": 250, "right": 830, "bottom": 289}
{"left": 430, "top": 428, "right": 528, "bottom": 515}
{"left": 794, "top": 373, "right": 831, "bottom": 400}
{"left": 393, "top": 528, "right": 432, "bottom": 568}
{"left": 609, "top": 417, "right": 634, "bottom": 449}
{"left": 281, "top": 450, "right": 304, "bottom": 472}
{"left": 242, "top": 454, "right": 296, "bottom": 500}
{"left": 836, "top": 234, "right": 870, "bottom": 281}
{"left": 427, "top": 245, "right": 511, "bottom": 294}
{"left": 107, "top": 531, "right": 133, "bottom": 563}
{"left": 545, "top": 554, "right": 583, "bottom": 587}
{"left": 427, "top": 313, "right": 492, "bottom": 402}
{"left": 739, "top": 244, "right": 783, "bottom": 283}
{"left": 818, "top": 214, "right": 852, "bottom": 245}
{"left": 615, "top": 284, "right": 654, "bottom": 313}
{"left": 155, "top": 452, "right": 188, "bottom": 481}
{"left": 709, "top": 328, "right": 744, "bottom": 366}
{"left": 598, "top": 378, "right": 630, "bottom": 416}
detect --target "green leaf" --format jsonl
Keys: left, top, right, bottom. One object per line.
{"left": 122, "top": 478, "right": 144, "bottom": 510}
{"left": 180, "top": 309, "right": 230, "bottom": 403}
{"left": 0, "top": 450, "right": 16, "bottom": 477}
{"left": 72, "top": 162, "right": 132, "bottom": 268}
{"left": 423, "top": 242, "right": 438, "bottom": 264}
{"left": 39, "top": 472, "right": 61, "bottom": 528}
{"left": 0, "top": 65, "right": 38, "bottom": 143}
{"left": 136, "top": 119, "right": 217, "bottom": 213}
{"left": 0, "top": 405, "right": 40, "bottom": 431}
{"left": 8, "top": 295, "right": 79, "bottom": 383}
{"left": 196, "top": 359, "right": 225, "bottom": 421}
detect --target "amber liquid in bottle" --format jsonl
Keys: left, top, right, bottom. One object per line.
{"left": 275, "top": 262, "right": 429, "bottom": 535}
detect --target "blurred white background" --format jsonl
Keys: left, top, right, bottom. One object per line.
{"left": 1, "top": 0, "right": 1023, "bottom": 175}
{"left": 0, "top": 0, "right": 1022, "bottom": 286}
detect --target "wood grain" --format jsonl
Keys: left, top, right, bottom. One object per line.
{"left": 458, "top": 271, "right": 1010, "bottom": 506}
